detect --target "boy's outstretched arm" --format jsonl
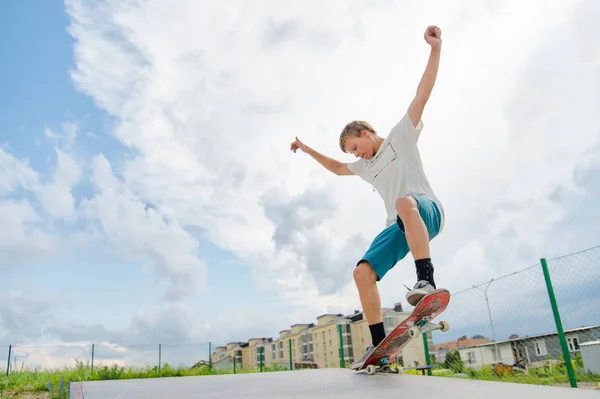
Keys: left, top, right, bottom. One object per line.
{"left": 408, "top": 25, "right": 442, "bottom": 128}
{"left": 290, "top": 137, "right": 354, "bottom": 176}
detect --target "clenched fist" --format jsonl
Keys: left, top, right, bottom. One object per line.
{"left": 424, "top": 25, "right": 441, "bottom": 48}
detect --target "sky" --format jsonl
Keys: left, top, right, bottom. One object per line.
{"left": 1, "top": 0, "right": 599, "bottom": 370}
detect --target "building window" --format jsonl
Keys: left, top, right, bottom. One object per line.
{"left": 384, "top": 317, "right": 394, "bottom": 328}
{"left": 467, "top": 351, "right": 476, "bottom": 364}
{"left": 567, "top": 336, "right": 580, "bottom": 352}
{"left": 534, "top": 340, "right": 547, "bottom": 356}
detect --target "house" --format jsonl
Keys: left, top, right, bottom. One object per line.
{"left": 509, "top": 325, "right": 600, "bottom": 365}
{"left": 458, "top": 340, "right": 514, "bottom": 368}
{"left": 431, "top": 335, "right": 491, "bottom": 364}
{"left": 456, "top": 325, "right": 600, "bottom": 370}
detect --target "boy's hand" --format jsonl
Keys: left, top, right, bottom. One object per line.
{"left": 290, "top": 137, "right": 310, "bottom": 153}
{"left": 424, "top": 25, "right": 441, "bottom": 48}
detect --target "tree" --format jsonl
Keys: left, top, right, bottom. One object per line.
{"left": 443, "top": 350, "right": 465, "bottom": 373}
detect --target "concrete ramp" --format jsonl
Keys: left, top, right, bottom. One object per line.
{"left": 70, "top": 368, "right": 598, "bottom": 398}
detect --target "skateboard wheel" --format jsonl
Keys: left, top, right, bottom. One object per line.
{"left": 440, "top": 320, "right": 450, "bottom": 332}
{"left": 408, "top": 326, "right": 420, "bottom": 338}
{"left": 366, "top": 365, "right": 376, "bottom": 375}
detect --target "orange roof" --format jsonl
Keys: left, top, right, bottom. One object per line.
{"left": 433, "top": 337, "right": 491, "bottom": 351}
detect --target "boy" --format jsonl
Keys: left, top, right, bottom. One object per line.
{"left": 290, "top": 25, "right": 445, "bottom": 369}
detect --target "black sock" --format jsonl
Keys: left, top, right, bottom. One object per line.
{"left": 415, "top": 258, "right": 436, "bottom": 288}
{"left": 369, "top": 322, "right": 386, "bottom": 347}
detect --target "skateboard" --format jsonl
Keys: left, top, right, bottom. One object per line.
{"left": 354, "top": 288, "right": 450, "bottom": 375}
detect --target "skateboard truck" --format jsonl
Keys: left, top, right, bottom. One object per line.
{"left": 365, "top": 361, "right": 399, "bottom": 375}
{"left": 408, "top": 317, "right": 450, "bottom": 338}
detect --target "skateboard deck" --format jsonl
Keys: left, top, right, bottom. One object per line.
{"left": 354, "top": 288, "right": 451, "bottom": 375}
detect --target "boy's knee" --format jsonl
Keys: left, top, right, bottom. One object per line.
{"left": 396, "top": 196, "right": 419, "bottom": 220}
{"left": 354, "top": 261, "right": 377, "bottom": 286}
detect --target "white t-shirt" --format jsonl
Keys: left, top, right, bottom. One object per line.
{"left": 347, "top": 112, "right": 444, "bottom": 231}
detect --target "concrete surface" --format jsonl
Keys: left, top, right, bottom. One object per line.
{"left": 70, "top": 368, "right": 599, "bottom": 398}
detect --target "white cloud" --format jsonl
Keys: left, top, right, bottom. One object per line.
{"left": 36, "top": 148, "right": 81, "bottom": 219}
{"left": 0, "top": 147, "right": 39, "bottom": 195}
{"left": 0, "top": 148, "right": 57, "bottom": 265}
{"left": 61, "top": 0, "right": 600, "bottom": 326}
{"left": 0, "top": 290, "right": 58, "bottom": 344}
{"left": 43, "top": 122, "right": 79, "bottom": 149}
{"left": 0, "top": 200, "right": 56, "bottom": 265}
{"left": 1, "top": 124, "right": 88, "bottom": 263}
{"left": 79, "top": 155, "right": 207, "bottom": 302}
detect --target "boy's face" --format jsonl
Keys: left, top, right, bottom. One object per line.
{"left": 344, "top": 130, "right": 376, "bottom": 159}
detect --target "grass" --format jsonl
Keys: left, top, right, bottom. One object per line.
{"left": 425, "top": 363, "right": 600, "bottom": 388}
{"left": 0, "top": 360, "right": 291, "bottom": 398}
{"left": 430, "top": 351, "right": 600, "bottom": 388}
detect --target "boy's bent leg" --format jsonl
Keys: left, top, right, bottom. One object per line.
{"left": 395, "top": 196, "right": 431, "bottom": 260}
{"left": 350, "top": 223, "right": 410, "bottom": 370}
{"left": 353, "top": 262, "right": 382, "bottom": 326}
{"left": 396, "top": 195, "right": 442, "bottom": 306}
{"left": 353, "top": 261, "right": 387, "bottom": 363}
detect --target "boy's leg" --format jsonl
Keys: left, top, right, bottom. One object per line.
{"left": 354, "top": 262, "right": 383, "bottom": 325}
{"left": 395, "top": 195, "right": 442, "bottom": 306}
{"left": 350, "top": 223, "right": 410, "bottom": 369}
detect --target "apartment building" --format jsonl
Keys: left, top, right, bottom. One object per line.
{"left": 210, "top": 302, "right": 431, "bottom": 370}
{"left": 211, "top": 341, "right": 245, "bottom": 370}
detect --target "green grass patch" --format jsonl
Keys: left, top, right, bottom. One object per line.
{"left": 434, "top": 350, "right": 600, "bottom": 387}
{"left": 434, "top": 364, "right": 600, "bottom": 387}
{"left": 0, "top": 360, "right": 292, "bottom": 398}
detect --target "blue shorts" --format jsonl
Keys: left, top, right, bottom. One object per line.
{"left": 358, "top": 195, "right": 442, "bottom": 281}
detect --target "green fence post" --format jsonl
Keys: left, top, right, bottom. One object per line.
{"left": 208, "top": 342, "right": 212, "bottom": 371}
{"left": 541, "top": 257, "right": 577, "bottom": 388}
{"left": 422, "top": 333, "right": 432, "bottom": 376}
{"left": 289, "top": 338, "right": 293, "bottom": 370}
{"left": 6, "top": 345, "right": 11, "bottom": 377}
{"left": 259, "top": 346, "right": 264, "bottom": 372}
{"left": 338, "top": 324, "right": 345, "bottom": 368}
{"left": 233, "top": 352, "right": 236, "bottom": 374}
{"left": 158, "top": 344, "right": 162, "bottom": 374}
{"left": 91, "top": 343, "right": 94, "bottom": 373}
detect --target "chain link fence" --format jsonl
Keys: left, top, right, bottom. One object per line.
{"left": 0, "top": 342, "right": 215, "bottom": 396}
{"left": 426, "top": 245, "right": 600, "bottom": 387}
{"left": 1, "top": 342, "right": 212, "bottom": 377}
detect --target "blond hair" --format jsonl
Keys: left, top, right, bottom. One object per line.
{"left": 339, "top": 120, "right": 377, "bottom": 152}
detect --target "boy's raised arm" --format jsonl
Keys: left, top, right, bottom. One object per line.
{"left": 408, "top": 25, "right": 442, "bottom": 128}
{"left": 290, "top": 136, "right": 354, "bottom": 176}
